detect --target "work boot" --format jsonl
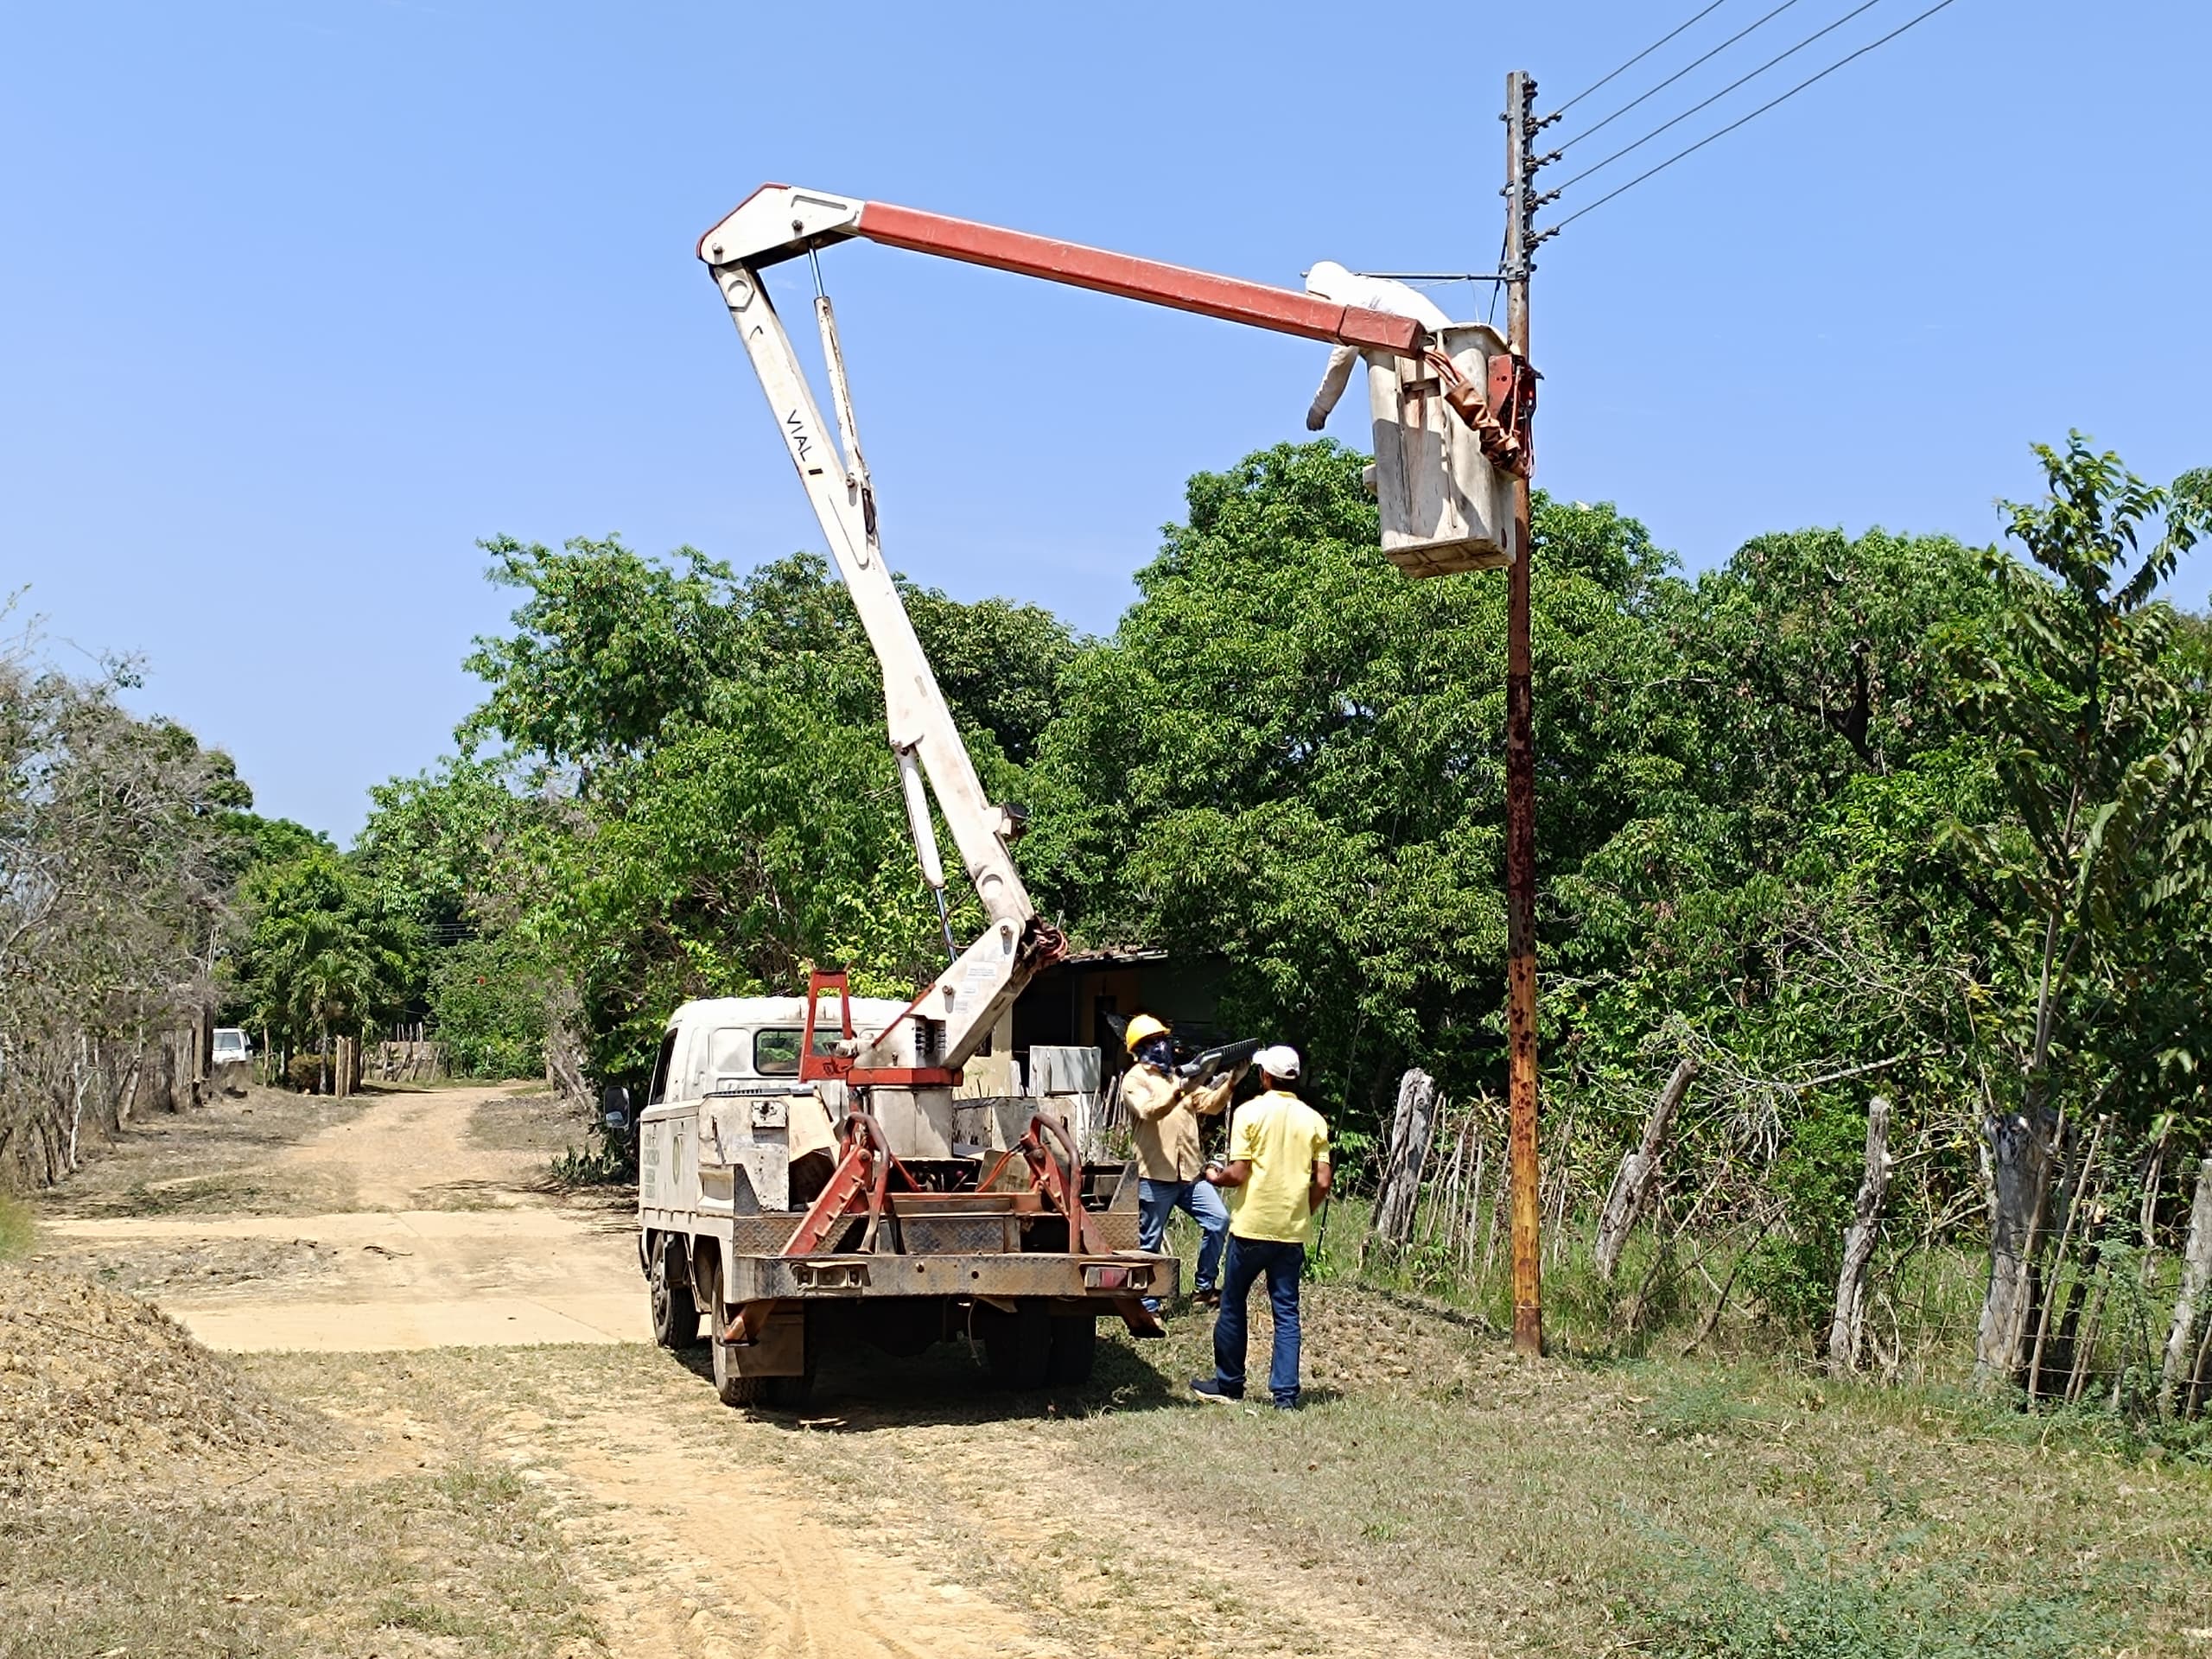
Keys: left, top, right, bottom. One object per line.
{"left": 1195, "top": 1287, "right": 1220, "bottom": 1309}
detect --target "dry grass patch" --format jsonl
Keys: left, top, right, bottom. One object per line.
{"left": 1, "top": 1271, "right": 598, "bottom": 1657}
{"left": 0, "top": 1262, "right": 302, "bottom": 1497}
{"left": 36, "top": 1085, "right": 368, "bottom": 1220}
{"left": 0, "top": 1192, "right": 34, "bottom": 1261}
{"left": 1066, "top": 1282, "right": 2211, "bottom": 1656}
{"left": 466, "top": 1086, "right": 592, "bottom": 1160}
{"left": 267, "top": 1296, "right": 2212, "bottom": 1655}
{"left": 3, "top": 1461, "right": 598, "bottom": 1658}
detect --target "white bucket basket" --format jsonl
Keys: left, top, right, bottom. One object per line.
{"left": 1368, "top": 321, "right": 1516, "bottom": 577}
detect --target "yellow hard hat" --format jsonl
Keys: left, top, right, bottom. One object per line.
{"left": 1123, "top": 1013, "right": 1169, "bottom": 1052}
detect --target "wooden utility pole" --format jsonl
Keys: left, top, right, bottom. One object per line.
{"left": 1503, "top": 69, "right": 1546, "bottom": 1357}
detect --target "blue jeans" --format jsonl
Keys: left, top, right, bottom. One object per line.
{"left": 1212, "top": 1234, "right": 1305, "bottom": 1405}
{"left": 1137, "top": 1178, "right": 1228, "bottom": 1307}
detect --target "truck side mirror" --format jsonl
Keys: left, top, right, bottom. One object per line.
{"left": 601, "top": 1084, "right": 632, "bottom": 1130}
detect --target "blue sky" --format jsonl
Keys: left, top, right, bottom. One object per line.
{"left": 3, "top": 1, "right": 2206, "bottom": 839}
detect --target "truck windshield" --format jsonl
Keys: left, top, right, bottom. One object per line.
{"left": 753, "top": 1027, "right": 842, "bottom": 1077}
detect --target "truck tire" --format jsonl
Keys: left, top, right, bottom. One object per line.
{"left": 705, "top": 1262, "right": 814, "bottom": 1410}
{"left": 709, "top": 1316, "right": 760, "bottom": 1407}
{"left": 650, "top": 1237, "right": 699, "bottom": 1350}
{"left": 704, "top": 1260, "right": 758, "bottom": 1408}
{"left": 982, "top": 1300, "right": 1051, "bottom": 1390}
{"left": 1046, "top": 1313, "right": 1097, "bottom": 1387}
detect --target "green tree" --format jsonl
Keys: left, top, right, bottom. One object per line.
{"left": 461, "top": 540, "right": 1079, "bottom": 782}
{"left": 534, "top": 684, "right": 960, "bottom": 1081}
{"left": 229, "top": 850, "right": 420, "bottom": 1087}
{"left": 369, "top": 537, "right": 1075, "bottom": 1090}
{"left": 1944, "top": 437, "right": 2212, "bottom": 1381}
{"left": 1024, "top": 440, "right": 1687, "bottom": 1127}
{"left": 355, "top": 755, "right": 543, "bottom": 932}
{"left": 428, "top": 932, "right": 552, "bottom": 1079}
{"left": 1549, "top": 523, "right": 2003, "bottom": 1341}
{"left": 461, "top": 536, "right": 747, "bottom": 779}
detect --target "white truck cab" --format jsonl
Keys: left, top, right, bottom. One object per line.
{"left": 637, "top": 994, "right": 909, "bottom": 1220}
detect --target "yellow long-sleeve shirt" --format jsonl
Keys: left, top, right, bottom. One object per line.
{"left": 1121, "top": 1063, "right": 1234, "bottom": 1182}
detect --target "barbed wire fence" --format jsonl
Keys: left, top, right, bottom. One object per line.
{"left": 1346, "top": 1060, "right": 2212, "bottom": 1417}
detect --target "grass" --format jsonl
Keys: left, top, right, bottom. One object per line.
{"left": 1626, "top": 1522, "right": 2121, "bottom": 1658}
{"left": 1090, "top": 1202, "right": 2212, "bottom": 1655}
{"left": 1, "top": 1461, "right": 596, "bottom": 1657}
{"left": 378, "top": 1272, "right": 2201, "bottom": 1657}
{"left": 0, "top": 1192, "right": 33, "bottom": 1260}
{"left": 34, "top": 1289, "right": 2207, "bottom": 1658}
{"left": 1086, "top": 1293, "right": 2212, "bottom": 1653}
{"left": 36, "top": 1084, "right": 365, "bottom": 1220}
{"left": 465, "top": 1085, "right": 588, "bottom": 1157}
{"left": 18, "top": 1108, "right": 2205, "bottom": 1658}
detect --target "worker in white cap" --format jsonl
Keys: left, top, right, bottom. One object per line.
{"left": 1118, "top": 1014, "right": 1243, "bottom": 1311}
{"left": 1299, "top": 260, "right": 1453, "bottom": 431}
{"left": 1194, "top": 1043, "right": 1331, "bottom": 1409}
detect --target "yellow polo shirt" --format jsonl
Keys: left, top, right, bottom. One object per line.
{"left": 1225, "top": 1089, "right": 1331, "bottom": 1244}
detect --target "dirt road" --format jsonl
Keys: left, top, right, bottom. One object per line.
{"left": 32, "top": 1085, "right": 1464, "bottom": 1659}
{"left": 44, "top": 1086, "right": 643, "bottom": 1351}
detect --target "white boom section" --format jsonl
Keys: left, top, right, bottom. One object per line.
{"left": 708, "top": 258, "right": 1038, "bottom": 1071}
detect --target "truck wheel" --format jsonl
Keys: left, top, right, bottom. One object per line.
{"left": 713, "top": 1331, "right": 813, "bottom": 1409}
{"left": 982, "top": 1300, "right": 1051, "bottom": 1390}
{"left": 710, "top": 1317, "right": 762, "bottom": 1407}
{"left": 1046, "top": 1313, "right": 1097, "bottom": 1387}
{"left": 703, "top": 1260, "right": 760, "bottom": 1408}
{"left": 704, "top": 1265, "right": 813, "bottom": 1409}
{"left": 650, "top": 1238, "right": 699, "bottom": 1350}
{"left": 759, "top": 1356, "right": 816, "bottom": 1411}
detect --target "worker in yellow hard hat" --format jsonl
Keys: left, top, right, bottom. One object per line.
{"left": 1120, "top": 1013, "right": 1244, "bottom": 1311}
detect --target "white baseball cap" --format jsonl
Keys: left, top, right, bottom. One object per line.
{"left": 1255, "top": 1045, "right": 1301, "bottom": 1080}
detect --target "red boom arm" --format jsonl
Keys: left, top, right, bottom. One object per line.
{"left": 696, "top": 184, "right": 1427, "bottom": 361}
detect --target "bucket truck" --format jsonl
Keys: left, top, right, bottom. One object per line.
{"left": 632, "top": 185, "right": 1532, "bottom": 1408}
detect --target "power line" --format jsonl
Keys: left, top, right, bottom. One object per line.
{"left": 1547, "top": 0, "right": 1964, "bottom": 234}
{"left": 1557, "top": 0, "right": 1808, "bottom": 154}
{"left": 1550, "top": 0, "right": 1735, "bottom": 118}
{"left": 1551, "top": 0, "right": 1890, "bottom": 197}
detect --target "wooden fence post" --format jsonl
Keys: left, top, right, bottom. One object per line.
{"left": 1593, "top": 1057, "right": 1696, "bottom": 1282}
{"left": 2159, "top": 1156, "right": 2212, "bottom": 1417}
{"left": 1370, "top": 1069, "right": 1439, "bottom": 1248}
{"left": 1827, "top": 1094, "right": 1894, "bottom": 1375}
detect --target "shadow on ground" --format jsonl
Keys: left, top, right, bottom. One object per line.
{"left": 666, "top": 1320, "right": 1211, "bottom": 1432}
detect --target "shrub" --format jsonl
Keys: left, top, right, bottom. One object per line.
{"left": 1742, "top": 1099, "right": 1870, "bottom": 1343}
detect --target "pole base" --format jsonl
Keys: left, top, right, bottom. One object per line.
{"left": 1512, "top": 1303, "right": 1543, "bottom": 1358}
